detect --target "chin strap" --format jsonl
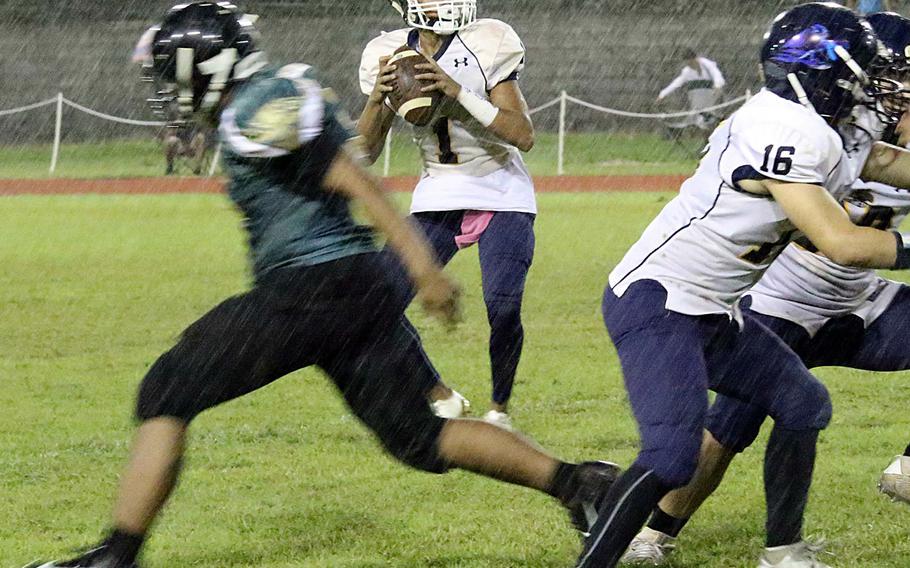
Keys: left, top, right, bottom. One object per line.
{"left": 833, "top": 44, "right": 869, "bottom": 86}
{"left": 787, "top": 72, "right": 816, "bottom": 113}
{"left": 389, "top": 0, "right": 406, "bottom": 18}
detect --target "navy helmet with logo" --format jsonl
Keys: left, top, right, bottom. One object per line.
{"left": 143, "top": 2, "right": 266, "bottom": 122}
{"left": 761, "top": 2, "right": 885, "bottom": 123}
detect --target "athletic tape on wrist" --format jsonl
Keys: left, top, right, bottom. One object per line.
{"left": 893, "top": 231, "right": 910, "bottom": 269}
{"left": 456, "top": 88, "right": 499, "bottom": 127}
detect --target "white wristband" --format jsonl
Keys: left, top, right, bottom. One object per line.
{"left": 456, "top": 88, "right": 499, "bottom": 127}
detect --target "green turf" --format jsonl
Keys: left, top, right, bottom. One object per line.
{"left": 0, "top": 132, "right": 702, "bottom": 179}
{"left": 2, "top": 193, "right": 908, "bottom": 567}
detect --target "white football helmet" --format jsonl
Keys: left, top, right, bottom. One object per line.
{"left": 389, "top": 0, "right": 477, "bottom": 35}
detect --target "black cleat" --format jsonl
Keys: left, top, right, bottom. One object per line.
{"left": 25, "top": 545, "right": 140, "bottom": 568}
{"left": 563, "top": 460, "right": 622, "bottom": 536}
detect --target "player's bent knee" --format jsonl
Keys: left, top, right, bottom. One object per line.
{"left": 778, "top": 378, "right": 832, "bottom": 432}
{"left": 647, "top": 453, "right": 700, "bottom": 489}
{"left": 135, "top": 350, "right": 206, "bottom": 423}
{"left": 639, "top": 435, "right": 702, "bottom": 488}
{"left": 705, "top": 406, "right": 767, "bottom": 454}
{"left": 810, "top": 387, "right": 833, "bottom": 430}
{"left": 374, "top": 413, "right": 450, "bottom": 474}
{"left": 708, "top": 420, "right": 764, "bottom": 454}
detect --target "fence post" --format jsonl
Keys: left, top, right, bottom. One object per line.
{"left": 383, "top": 128, "right": 392, "bottom": 178}
{"left": 745, "top": 88, "right": 752, "bottom": 101}
{"left": 208, "top": 142, "right": 222, "bottom": 177}
{"left": 50, "top": 92, "right": 63, "bottom": 174}
{"left": 557, "top": 90, "right": 567, "bottom": 176}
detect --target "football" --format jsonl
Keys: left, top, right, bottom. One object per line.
{"left": 387, "top": 45, "right": 441, "bottom": 127}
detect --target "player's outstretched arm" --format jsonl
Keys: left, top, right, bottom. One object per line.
{"left": 323, "top": 147, "right": 462, "bottom": 324}
{"left": 415, "top": 60, "right": 534, "bottom": 151}
{"left": 357, "top": 55, "right": 397, "bottom": 165}
{"left": 764, "top": 179, "right": 901, "bottom": 268}
{"left": 861, "top": 141, "right": 910, "bottom": 189}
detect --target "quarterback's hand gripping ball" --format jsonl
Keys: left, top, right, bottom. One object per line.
{"left": 387, "top": 46, "right": 441, "bottom": 126}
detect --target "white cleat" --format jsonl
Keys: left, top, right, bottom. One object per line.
{"left": 620, "top": 527, "right": 675, "bottom": 565}
{"left": 430, "top": 390, "right": 470, "bottom": 418}
{"left": 879, "top": 455, "right": 910, "bottom": 504}
{"left": 758, "top": 540, "right": 832, "bottom": 568}
{"left": 482, "top": 410, "right": 513, "bottom": 431}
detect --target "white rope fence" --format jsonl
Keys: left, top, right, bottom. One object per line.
{"left": 0, "top": 97, "right": 58, "bottom": 117}
{"left": 62, "top": 96, "right": 166, "bottom": 127}
{"left": 380, "top": 89, "right": 750, "bottom": 176}
{"left": 0, "top": 89, "right": 751, "bottom": 176}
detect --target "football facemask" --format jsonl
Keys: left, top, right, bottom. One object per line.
{"left": 864, "top": 72, "right": 910, "bottom": 124}
{"left": 390, "top": 0, "right": 477, "bottom": 35}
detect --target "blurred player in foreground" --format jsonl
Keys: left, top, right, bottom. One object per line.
{"left": 578, "top": 4, "right": 910, "bottom": 567}
{"left": 358, "top": 0, "right": 537, "bottom": 428}
{"left": 623, "top": 10, "right": 910, "bottom": 566}
{"left": 27, "top": 3, "right": 619, "bottom": 567}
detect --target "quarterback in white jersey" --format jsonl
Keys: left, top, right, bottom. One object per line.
{"left": 358, "top": 0, "right": 537, "bottom": 427}
{"left": 580, "top": 5, "right": 910, "bottom": 568}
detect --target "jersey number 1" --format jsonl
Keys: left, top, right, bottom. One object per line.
{"left": 760, "top": 145, "right": 795, "bottom": 176}
{"left": 434, "top": 119, "right": 459, "bottom": 164}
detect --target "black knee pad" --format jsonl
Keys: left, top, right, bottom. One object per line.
{"left": 374, "top": 412, "right": 450, "bottom": 474}
{"left": 135, "top": 348, "right": 199, "bottom": 423}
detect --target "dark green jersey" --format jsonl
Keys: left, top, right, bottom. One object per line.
{"left": 219, "top": 64, "right": 376, "bottom": 278}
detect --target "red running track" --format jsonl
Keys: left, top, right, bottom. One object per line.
{"left": 0, "top": 175, "right": 686, "bottom": 196}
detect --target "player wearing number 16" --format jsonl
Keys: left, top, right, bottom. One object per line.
{"left": 578, "top": 4, "right": 910, "bottom": 567}
{"left": 358, "top": 0, "right": 536, "bottom": 428}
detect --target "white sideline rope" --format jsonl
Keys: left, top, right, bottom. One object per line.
{"left": 527, "top": 96, "right": 562, "bottom": 115}
{"left": 62, "top": 98, "right": 166, "bottom": 126}
{"left": 564, "top": 93, "right": 748, "bottom": 119}
{"left": 0, "top": 97, "right": 58, "bottom": 117}
{"left": 0, "top": 90, "right": 751, "bottom": 177}
{"left": 0, "top": 92, "right": 746, "bottom": 124}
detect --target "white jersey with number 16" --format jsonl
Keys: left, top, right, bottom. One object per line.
{"left": 608, "top": 89, "right": 854, "bottom": 318}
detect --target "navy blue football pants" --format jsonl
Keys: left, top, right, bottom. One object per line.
{"left": 602, "top": 280, "right": 832, "bottom": 488}
{"left": 708, "top": 285, "right": 910, "bottom": 452}
{"left": 383, "top": 210, "right": 535, "bottom": 406}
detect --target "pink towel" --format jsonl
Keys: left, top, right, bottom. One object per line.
{"left": 455, "top": 210, "right": 495, "bottom": 249}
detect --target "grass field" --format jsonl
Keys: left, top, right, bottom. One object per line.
{"left": 2, "top": 192, "right": 909, "bottom": 567}
{"left": 0, "top": 131, "right": 704, "bottom": 179}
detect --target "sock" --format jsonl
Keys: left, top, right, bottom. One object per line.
{"left": 546, "top": 461, "right": 578, "bottom": 502}
{"left": 576, "top": 463, "right": 672, "bottom": 568}
{"left": 104, "top": 528, "right": 146, "bottom": 564}
{"left": 648, "top": 507, "right": 690, "bottom": 537}
{"left": 903, "top": 442, "right": 910, "bottom": 457}
{"left": 764, "top": 427, "right": 819, "bottom": 548}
